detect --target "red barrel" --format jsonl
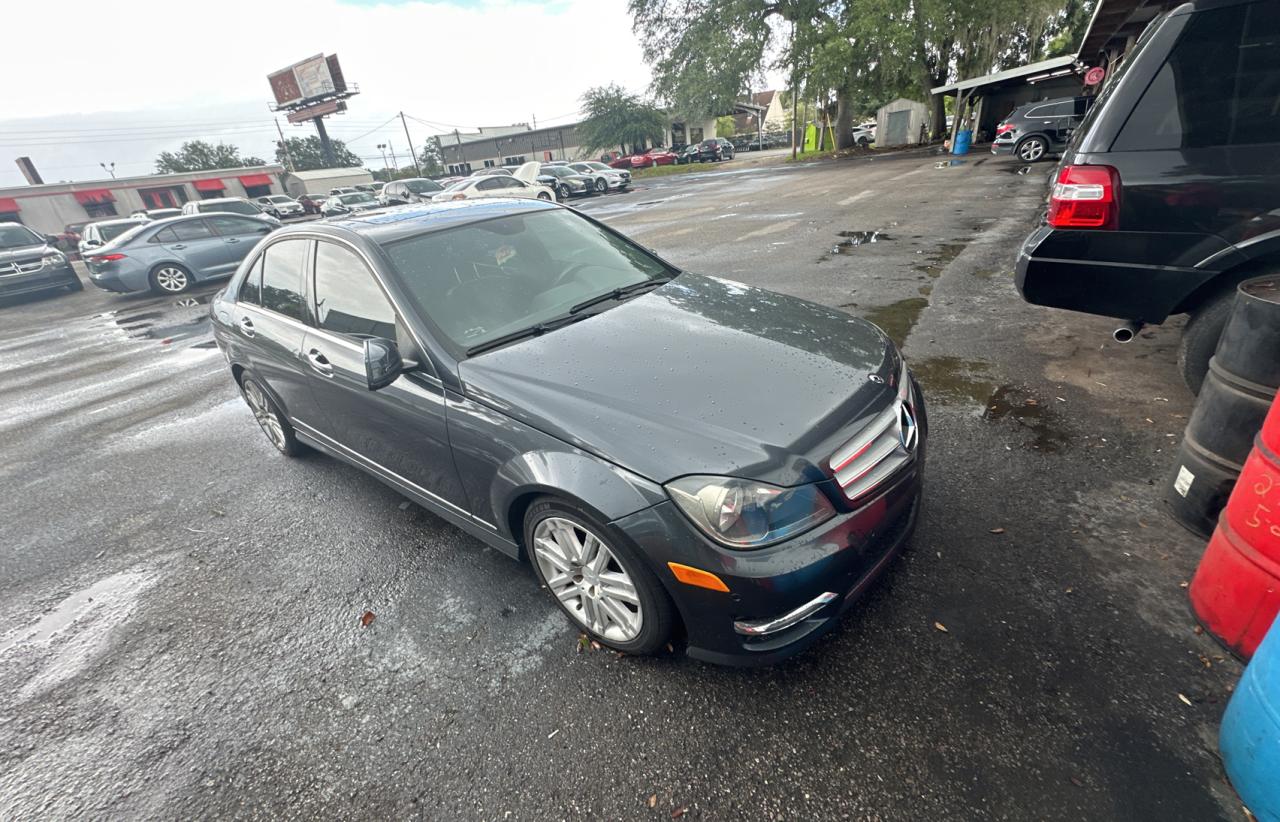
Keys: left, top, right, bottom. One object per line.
{"left": 1190, "top": 389, "right": 1280, "bottom": 658}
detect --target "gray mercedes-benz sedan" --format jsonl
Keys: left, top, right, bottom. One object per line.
{"left": 210, "top": 198, "right": 926, "bottom": 665}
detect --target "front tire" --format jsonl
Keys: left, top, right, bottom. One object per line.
{"left": 1016, "top": 136, "right": 1048, "bottom": 163}
{"left": 595, "top": 178, "right": 607, "bottom": 193}
{"left": 150, "top": 264, "right": 193, "bottom": 294}
{"left": 525, "top": 499, "right": 674, "bottom": 655}
{"left": 1179, "top": 287, "right": 1236, "bottom": 394}
{"left": 239, "top": 375, "right": 305, "bottom": 456}
{"left": 66, "top": 276, "right": 84, "bottom": 292}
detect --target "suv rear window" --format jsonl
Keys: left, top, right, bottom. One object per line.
{"left": 1114, "top": 3, "right": 1280, "bottom": 150}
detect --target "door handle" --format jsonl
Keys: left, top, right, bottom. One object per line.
{"left": 306, "top": 348, "right": 334, "bottom": 377}
{"left": 172, "top": 243, "right": 187, "bottom": 250}
{"left": 238, "top": 316, "right": 255, "bottom": 337}
{"left": 225, "top": 238, "right": 240, "bottom": 244}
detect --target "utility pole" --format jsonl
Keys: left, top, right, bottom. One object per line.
{"left": 399, "top": 112, "right": 422, "bottom": 176}
{"left": 274, "top": 118, "right": 295, "bottom": 172}
{"left": 386, "top": 140, "right": 399, "bottom": 171}
{"left": 532, "top": 113, "right": 537, "bottom": 129}
{"left": 313, "top": 116, "right": 337, "bottom": 168}
{"left": 789, "top": 24, "right": 799, "bottom": 160}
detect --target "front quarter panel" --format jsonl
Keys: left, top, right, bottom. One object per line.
{"left": 445, "top": 390, "right": 665, "bottom": 553}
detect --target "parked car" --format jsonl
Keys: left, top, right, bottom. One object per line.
{"left": 254, "top": 195, "right": 305, "bottom": 219}
{"left": 431, "top": 174, "right": 554, "bottom": 203}
{"left": 130, "top": 208, "right": 182, "bottom": 220}
{"left": 182, "top": 198, "right": 280, "bottom": 226}
{"left": 678, "top": 144, "right": 701, "bottom": 164}
{"left": 635, "top": 148, "right": 679, "bottom": 168}
{"left": 381, "top": 178, "right": 446, "bottom": 205}
{"left": 567, "top": 161, "right": 631, "bottom": 192}
{"left": 297, "top": 194, "right": 326, "bottom": 215}
{"left": 851, "top": 125, "right": 875, "bottom": 146}
{"left": 210, "top": 197, "right": 925, "bottom": 664}
{"left": 605, "top": 152, "right": 633, "bottom": 170}
{"left": 328, "top": 187, "right": 359, "bottom": 196}
{"left": 538, "top": 165, "right": 594, "bottom": 199}
{"left": 83, "top": 213, "right": 276, "bottom": 295}
{"left": 1016, "top": 0, "right": 1280, "bottom": 393}
{"left": 698, "top": 138, "right": 736, "bottom": 162}
{"left": 991, "top": 96, "right": 1092, "bottom": 162}
{"left": 0, "top": 222, "right": 82, "bottom": 299}
{"left": 78, "top": 217, "right": 148, "bottom": 255}
{"left": 322, "top": 192, "right": 382, "bottom": 217}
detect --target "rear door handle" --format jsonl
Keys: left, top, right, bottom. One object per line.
{"left": 306, "top": 348, "right": 334, "bottom": 377}
{"left": 238, "top": 316, "right": 255, "bottom": 337}
{"left": 172, "top": 243, "right": 187, "bottom": 250}
{"left": 225, "top": 238, "right": 240, "bottom": 244}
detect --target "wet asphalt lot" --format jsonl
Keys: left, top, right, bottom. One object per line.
{"left": 0, "top": 152, "right": 1244, "bottom": 820}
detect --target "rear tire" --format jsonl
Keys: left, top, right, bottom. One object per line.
{"left": 1016, "top": 136, "right": 1048, "bottom": 163}
{"left": 537, "top": 192, "right": 553, "bottom": 202}
{"left": 524, "top": 498, "right": 674, "bottom": 655}
{"left": 150, "top": 264, "right": 193, "bottom": 294}
{"left": 239, "top": 375, "right": 305, "bottom": 457}
{"left": 1179, "top": 287, "right": 1236, "bottom": 394}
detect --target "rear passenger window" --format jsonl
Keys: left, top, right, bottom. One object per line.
{"left": 313, "top": 241, "right": 397, "bottom": 339}
{"left": 154, "top": 220, "right": 212, "bottom": 242}
{"left": 239, "top": 255, "right": 262, "bottom": 305}
{"left": 1116, "top": 4, "right": 1280, "bottom": 150}
{"left": 259, "top": 239, "right": 308, "bottom": 321}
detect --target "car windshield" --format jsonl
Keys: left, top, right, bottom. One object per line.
{"left": 585, "top": 162, "right": 612, "bottom": 171}
{"left": 542, "top": 167, "right": 572, "bottom": 178}
{"left": 383, "top": 209, "right": 677, "bottom": 354}
{"left": 443, "top": 180, "right": 473, "bottom": 192}
{"left": 207, "top": 201, "right": 259, "bottom": 215}
{"left": 0, "top": 224, "right": 42, "bottom": 249}
{"left": 98, "top": 221, "right": 144, "bottom": 242}
{"left": 340, "top": 193, "right": 376, "bottom": 204}
{"left": 404, "top": 179, "right": 443, "bottom": 193}
{"left": 269, "top": 196, "right": 292, "bottom": 203}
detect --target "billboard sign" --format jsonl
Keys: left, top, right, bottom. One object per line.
{"left": 286, "top": 100, "right": 346, "bottom": 124}
{"left": 268, "top": 54, "right": 347, "bottom": 108}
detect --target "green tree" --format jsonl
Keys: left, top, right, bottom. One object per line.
{"left": 418, "top": 138, "right": 445, "bottom": 176}
{"left": 275, "top": 135, "right": 362, "bottom": 171}
{"left": 715, "top": 115, "right": 740, "bottom": 138}
{"left": 577, "top": 85, "right": 668, "bottom": 154}
{"left": 154, "top": 140, "right": 266, "bottom": 174}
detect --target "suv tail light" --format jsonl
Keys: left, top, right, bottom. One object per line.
{"left": 995, "top": 122, "right": 1014, "bottom": 136}
{"left": 1048, "top": 165, "right": 1120, "bottom": 229}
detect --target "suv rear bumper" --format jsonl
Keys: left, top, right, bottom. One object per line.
{"left": 1016, "top": 224, "right": 1237, "bottom": 323}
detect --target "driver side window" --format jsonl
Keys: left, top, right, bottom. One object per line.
{"left": 313, "top": 241, "right": 397, "bottom": 340}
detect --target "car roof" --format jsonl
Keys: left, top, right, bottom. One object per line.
{"left": 91, "top": 217, "right": 148, "bottom": 226}
{"left": 197, "top": 197, "right": 247, "bottom": 203}
{"left": 280, "top": 198, "right": 561, "bottom": 246}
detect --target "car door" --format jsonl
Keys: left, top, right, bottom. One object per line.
{"left": 230, "top": 238, "right": 318, "bottom": 425}
{"left": 155, "top": 219, "right": 228, "bottom": 280}
{"left": 472, "top": 176, "right": 507, "bottom": 200}
{"left": 206, "top": 215, "right": 273, "bottom": 275}
{"left": 301, "top": 238, "right": 470, "bottom": 512}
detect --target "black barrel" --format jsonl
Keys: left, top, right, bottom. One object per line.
{"left": 1166, "top": 276, "right": 1280, "bottom": 538}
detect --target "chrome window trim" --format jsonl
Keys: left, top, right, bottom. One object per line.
{"left": 291, "top": 418, "right": 495, "bottom": 530}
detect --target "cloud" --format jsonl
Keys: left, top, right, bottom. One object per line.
{"left": 0, "top": 0, "right": 652, "bottom": 183}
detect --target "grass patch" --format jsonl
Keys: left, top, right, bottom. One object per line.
{"left": 630, "top": 163, "right": 711, "bottom": 179}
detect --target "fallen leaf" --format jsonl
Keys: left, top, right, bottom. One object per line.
{"left": 1193, "top": 626, "right": 1204, "bottom": 635}
{"left": 1179, "top": 581, "right": 1190, "bottom": 589}
{"left": 1178, "top": 693, "right": 1193, "bottom": 706}
{"left": 1069, "top": 776, "right": 1084, "bottom": 788}
{"left": 989, "top": 527, "right": 1006, "bottom": 534}
{"left": 590, "top": 640, "right": 602, "bottom": 652}
{"left": 1199, "top": 655, "right": 1212, "bottom": 669}
{"left": 672, "top": 808, "right": 687, "bottom": 819}
{"left": 1065, "top": 587, "right": 1074, "bottom": 594}
{"left": 648, "top": 795, "right": 658, "bottom": 808}
{"left": 577, "top": 634, "right": 589, "bottom": 653}
{"left": 360, "top": 611, "right": 375, "bottom": 627}
{"left": 934, "top": 621, "right": 949, "bottom": 633}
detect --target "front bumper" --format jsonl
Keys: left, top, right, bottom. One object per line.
{"left": 0, "top": 261, "right": 80, "bottom": 298}
{"left": 614, "top": 430, "right": 925, "bottom": 666}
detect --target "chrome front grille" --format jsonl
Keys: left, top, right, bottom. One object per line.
{"left": 0, "top": 258, "right": 44, "bottom": 277}
{"left": 829, "top": 366, "right": 918, "bottom": 501}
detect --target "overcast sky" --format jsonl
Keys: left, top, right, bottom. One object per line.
{"left": 0, "top": 0, "right": 660, "bottom": 186}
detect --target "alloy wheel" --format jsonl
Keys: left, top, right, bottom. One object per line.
{"left": 1018, "top": 139, "right": 1046, "bottom": 162}
{"left": 595, "top": 178, "right": 607, "bottom": 193}
{"left": 153, "top": 266, "right": 190, "bottom": 293}
{"left": 532, "top": 516, "right": 643, "bottom": 642}
{"left": 242, "top": 380, "right": 287, "bottom": 452}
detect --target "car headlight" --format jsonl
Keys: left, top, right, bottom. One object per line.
{"left": 665, "top": 475, "right": 836, "bottom": 548}
{"left": 42, "top": 251, "right": 66, "bottom": 265}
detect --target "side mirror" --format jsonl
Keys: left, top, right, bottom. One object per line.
{"left": 363, "top": 337, "right": 404, "bottom": 391}
{"left": 84, "top": 239, "right": 102, "bottom": 248}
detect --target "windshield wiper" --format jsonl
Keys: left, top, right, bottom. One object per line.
{"left": 465, "top": 312, "right": 592, "bottom": 356}
{"left": 569, "top": 275, "right": 675, "bottom": 315}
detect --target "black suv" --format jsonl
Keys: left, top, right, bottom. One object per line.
{"left": 698, "top": 138, "right": 736, "bottom": 162}
{"left": 990, "top": 96, "right": 1092, "bottom": 162}
{"left": 1016, "top": 0, "right": 1280, "bottom": 392}
{"left": 0, "top": 222, "right": 83, "bottom": 300}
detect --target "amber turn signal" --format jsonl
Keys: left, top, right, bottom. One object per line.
{"left": 667, "top": 562, "right": 730, "bottom": 593}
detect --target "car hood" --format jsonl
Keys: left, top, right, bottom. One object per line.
{"left": 458, "top": 273, "right": 898, "bottom": 486}
{"left": 0, "top": 242, "right": 50, "bottom": 263}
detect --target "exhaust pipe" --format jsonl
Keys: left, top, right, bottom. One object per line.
{"left": 1113, "top": 321, "right": 1143, "bottom": 343}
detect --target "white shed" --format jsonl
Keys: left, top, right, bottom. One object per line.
{"left": 281, "top": 167, "right": 374, "bottom": 197}
{"left": 875, "top": 99, "right": 931, "bottom": 147}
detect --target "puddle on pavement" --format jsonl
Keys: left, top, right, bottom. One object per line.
{"left": 863, "top": 297, "right": 928, "bottom": 348}
{"left": 913, "top": 242, "right": 968, "bottom": 278}
{"left": 909, "top": 356, "right": 1068, "bottom": 452}
{"left": 833, "top": 230, "right": 891, "bottom": 254}
{"left": 99, "top": 293, "right": 213, "bottom": 347}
